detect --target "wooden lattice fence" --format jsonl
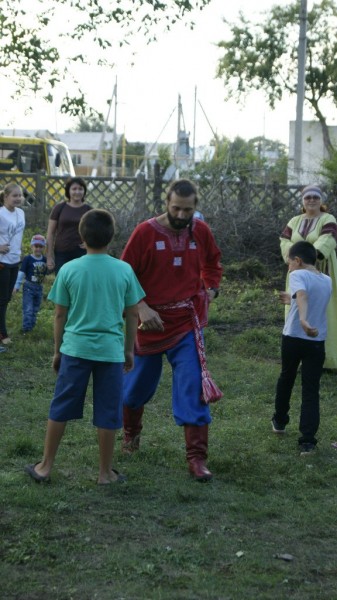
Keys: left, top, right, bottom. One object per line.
{"left": 2, "top": 173, "right": 337, "bottom": 265}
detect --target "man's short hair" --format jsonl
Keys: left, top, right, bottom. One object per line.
{"left": 79, "top": 209, "right": 115, "bottom": 249}
{"left": 166, "top": 179, "right": 198, "bottom": 204}
{"left": 289, "top": 241, "right": 317, "bottom": 265}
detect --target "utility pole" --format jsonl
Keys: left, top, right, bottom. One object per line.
{"left": 294, "top": 0, "right": 307, "bottom": 183}
{"left": 175, "top": 94, "right": 182, "bottom": 170}
{"left": 192, "top": 86, "right": 197, "bottom": 168}
{"left": 91, "top": 80, "right": 116, "bottom": 177}
{"left": 111, "top": 77, "right": 118, "bottom": 177}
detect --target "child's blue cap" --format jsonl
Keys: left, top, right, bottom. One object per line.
{"left": 31, "top": 234, "right": 46, "bottom": 247}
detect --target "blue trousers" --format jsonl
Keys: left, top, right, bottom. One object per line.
{"left": 123, "top": 330, "right": 211, "bottom": 426}
{"left": 22, "top": 281, "right": 43, "bottom": 331}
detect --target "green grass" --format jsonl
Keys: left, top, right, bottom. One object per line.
{"left": 1, "top": 262, "right": 337, "bottom": 599}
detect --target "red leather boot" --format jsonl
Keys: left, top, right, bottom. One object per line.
{"left": 122, "top": 406, "right": 144, "bottom": 454}
{"left": 184, "top": 424, "right": 213, "bottom": 482}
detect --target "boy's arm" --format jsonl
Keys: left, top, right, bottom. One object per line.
{"left": 124, "top": 303, "right": 140, "bottom": 372}
{"left": 279, "top": 291, "right": 291, "bottom": 305}
{"left": 13, "top": 270, "right": 25, "bottom": 293}
{"left": 53, "top": 304, "right": 68, "bottom": 372}
{"left": 296, "top": 290, "right": 318, "bottom": 338}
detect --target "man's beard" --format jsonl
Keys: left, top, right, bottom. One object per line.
{"left": 167, "top": 212, "right": 193, "bottom": 230}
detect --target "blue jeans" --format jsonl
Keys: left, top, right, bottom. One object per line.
{"left": 273, "top": 335, "right": 325, "bottom": 445}
{"left": 123, "top": 330, "right": 211, "bottom": 426}
{"left": 22, "top": 281, "right": 43, "bottom": 331}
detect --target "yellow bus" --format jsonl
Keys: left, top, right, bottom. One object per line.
{"left": 0, "top": 136, "right": 75, "bottom": 206}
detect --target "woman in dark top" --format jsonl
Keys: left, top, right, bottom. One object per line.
{"left": 46, "top": 177, "right": 91, "bottom": 274}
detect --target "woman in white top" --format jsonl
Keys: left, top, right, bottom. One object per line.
{"left": 0, "top": 183, "right": 25, "bottom": 350}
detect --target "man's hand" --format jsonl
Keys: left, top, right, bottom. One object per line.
{"left": 138, "top": 303, "right": 164, "bottom": 332}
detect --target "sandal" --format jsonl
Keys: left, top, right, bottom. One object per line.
{"left": 24, "top": 462, "right": 51, "bottom": 483}
{"left": 97, "top": 468, "right": 127, "bottom": 485}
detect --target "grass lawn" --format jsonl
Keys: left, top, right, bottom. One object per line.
{"left": 1, "top": 266, "right": 337, "bottom": 600}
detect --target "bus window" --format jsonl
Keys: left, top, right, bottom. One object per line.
{"left": 20, "top": 145, "right": 45, "bottom": 173}
{"left": 0, "top": 143, "right": 44, "bottom": 173}
{"left": 47, "top": 143, "right": 73, "bottom": 176}
{"left": 0, "top": 143, "right": 20, "bottom": 171}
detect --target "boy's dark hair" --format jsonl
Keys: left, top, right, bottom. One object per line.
{"left": 289, "top": 241, "right": 317, "bottom": 265}
{"left": 65, "top": 177, "right": 87, "bottom": 201}
{"left": 79, "top": 209, "right": 115, "bottom": 248}
{"left": 166, "top": 179, "right": 198, "bottom": 205}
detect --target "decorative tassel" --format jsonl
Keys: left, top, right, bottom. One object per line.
{"left": 153, "top": 296, "right": 223, "bottom": 405}
{"left": 201, "top": 371, "right": 223, "bottom": 404}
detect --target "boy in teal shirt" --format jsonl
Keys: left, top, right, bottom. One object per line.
{"left": 25, "top": 209, "right": 144, "bottom": 484}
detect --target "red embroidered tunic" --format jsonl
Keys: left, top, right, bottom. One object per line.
{"left": 121, "top": 217, "right": 222, "bottom": 354}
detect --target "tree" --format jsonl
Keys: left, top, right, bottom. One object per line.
{"left": 190, "top": 136, "right": 266, "bottom": 183}
{"left": 0, "top": 0, "right": 211, "bottom": 116}
{"left": 116, "top": 136, "right": 146, "bottom": 174}
{"left": 250, "top": 137, "right": 288, "bottom": 183}
{"left": 216, "top": 0, "right": 337, "bottom": 156}
{"left": 157, "top": 144, "right": 173, "bottom": 174}
{"left": 182, "top": 135, "right": 287, "bottom": 184}
{"left": 74, "top": 114, "right": 113, "bottom": 133}
{"left": 320, "top": 150, "right": 337, "bottom": 185}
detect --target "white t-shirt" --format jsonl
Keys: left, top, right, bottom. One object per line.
{"left": 0, "top": 206, "right": 25, "bottom": 264}
{"left": 283, "top": 269, "right": 332, "bottom": 341}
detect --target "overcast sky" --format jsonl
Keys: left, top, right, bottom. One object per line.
{"left": 1, "top": 0, "right": 327, "bottom": 147}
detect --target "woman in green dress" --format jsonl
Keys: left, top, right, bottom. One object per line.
{"left": 280, "top": 184, "right": 337, "bottom": 370}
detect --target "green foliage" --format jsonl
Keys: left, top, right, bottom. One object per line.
{"left": 225, "top": 258, "right": 268, "bottom": 280}
{"left": 187, "top": 135, "right": 287, "bottom": 184}
{"left": 157, "top": 144, "right": 173, "bottom": 173}
{"left": 216, "top": 0, "right": 337, "bottom": 154}
{"left": 74, "top": 112, "right": 112, "bottom": 132}
{"left": 0, "top": 0, "right": 211, "bottom": 115}
{"left": 320, "top": 146, "right": 337, "bottom": 185}
{"left": 116, "top": 136, "right": 146, "bottom": 172}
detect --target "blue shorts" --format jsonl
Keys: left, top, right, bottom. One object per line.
{"left": 49, "top": 354, "right": 123, "bottom": 429}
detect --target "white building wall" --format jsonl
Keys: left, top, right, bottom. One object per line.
{"left": 288, "top": 120, "right": 337, "bottom": 184}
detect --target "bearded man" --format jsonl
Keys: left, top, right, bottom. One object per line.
{"left": 121, "top": 179, "right": 223, "bottom": 481}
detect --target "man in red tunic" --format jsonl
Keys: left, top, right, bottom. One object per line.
{"left": 121, "top": 179, "right": 222, "bottom": 481}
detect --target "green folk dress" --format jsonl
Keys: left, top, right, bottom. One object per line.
{"left": 280, "top": 212, "right": 337, "bottom": 370}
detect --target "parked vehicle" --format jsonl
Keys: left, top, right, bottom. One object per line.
{"left": 0, "top": 136, "right": 75, "bottom": 205}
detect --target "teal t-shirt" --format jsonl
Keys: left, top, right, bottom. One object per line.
{"left": 48, "top": 254, "right": 145, "bottom": 362}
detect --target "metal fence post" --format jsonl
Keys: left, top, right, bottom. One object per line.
{"left": 153, "top": 161, "right": 163, "bottom": 214}
{"left": 135, "top": 172, "right": 146, "bottom": 222}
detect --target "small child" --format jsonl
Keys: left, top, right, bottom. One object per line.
{"left": 24, "top": 209, "right": 145, "bottom": 485}
{"left": 14, "top": 234, "right": 48, "bottom": 333}
{"left": 271, "top": 241, "right": 332, "bottom": 455}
